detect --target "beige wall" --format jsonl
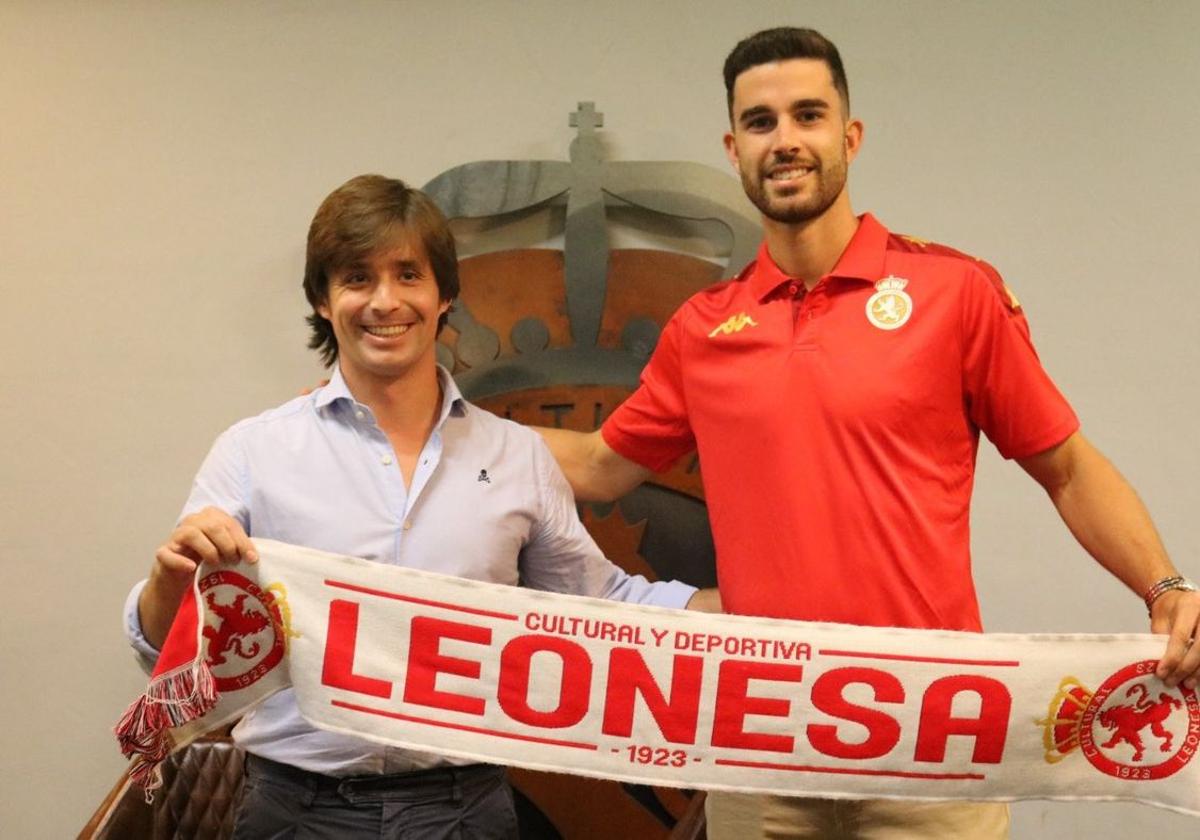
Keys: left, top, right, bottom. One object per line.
{"left": 2, "top": 1, "right": 1197, "bottom": 836}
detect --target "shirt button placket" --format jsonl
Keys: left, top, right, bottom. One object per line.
{"left": 377, "top": 441, "right": 405, "bottom": 550}
{"left": 789, "top": 283, "right": 812, "bottom": 348}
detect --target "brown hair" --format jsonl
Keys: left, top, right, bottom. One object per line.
{"left": 723, "top": 27, "right": 850, "bottom": 119}
{"left": 303, "top": 174, "right": 459, "bottom": 366}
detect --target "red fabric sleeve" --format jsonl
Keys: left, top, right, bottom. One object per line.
{"left": 601, "top": 309, "right": 696, "bottom": 472}
{"left": 961, "top": 263, "right": 1079, "bottom": 459}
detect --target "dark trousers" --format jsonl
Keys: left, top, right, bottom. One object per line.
{"left": 232, "top": 754, "right": 518, "bottom": 840}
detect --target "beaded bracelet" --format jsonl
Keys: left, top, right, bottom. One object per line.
{"left": 1143, "top": 575, "right": 1198, "bottom": 615}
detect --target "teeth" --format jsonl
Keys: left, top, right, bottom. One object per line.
{"left": 364, "top": 324, "right": 411, "bottom": 337}
{"left": 770, "top": 168, "right": 811, "bottom": 182}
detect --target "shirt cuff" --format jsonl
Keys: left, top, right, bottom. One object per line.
{"left": 123, "top": 578, "right": 161, "bottom": 673}
{"left": 652, "top": 579, "right": 699, "bottom": 610}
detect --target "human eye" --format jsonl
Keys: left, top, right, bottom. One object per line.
{"left": 398, "top": 263, "right": 426, "bottom": 283}
{"left": 744, "top": 114, "right": 775, "bottom": 132}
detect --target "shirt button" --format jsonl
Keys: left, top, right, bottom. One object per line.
{"left": 403, "top": 520, "right": 412, "bottom": 531}
{"left": 381, "top": 455, "right": 393, "bottom": 466}
{"left": 787, "top": 283, "right": 799, "bottom": 296}
{"left": 355, "top": 410, "right": 365, "bottom": 420}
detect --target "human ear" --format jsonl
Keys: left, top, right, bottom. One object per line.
{"left": 722, "top": 131, "right": 740, "bottom": 171}
{"left": 844, "top": 118, "right": 864, "bottom": 163}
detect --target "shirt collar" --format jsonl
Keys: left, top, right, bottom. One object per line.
{"left": 313, "top": 364, "right": 354, "bottom": 409}
{"left": 750, "top": 213, "right": 890, "bottom": 301}
{"left": 435, "top": 365, "right": 468, "bottom": 423}
{"left": 314, "top": 364, "right": 467, "bottom": 426}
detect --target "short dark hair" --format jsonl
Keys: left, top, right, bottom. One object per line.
{"left": 303, "top": 174, "right": 459, "bottom": 367}
{"left": 723, "top": 27, "right": 850, "bottom": 119}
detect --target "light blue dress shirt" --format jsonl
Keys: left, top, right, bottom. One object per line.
{"left": 124, "top": 365, "right": 695, "bottom": 775}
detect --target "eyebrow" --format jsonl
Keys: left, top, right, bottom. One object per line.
{"left": 339, "top": 257, "right": 423, "bottom": 273}
{"left": 737, "top": 98, "right": 831, "bottom": 126}
{"left": 789, "top": 98, "right": 831, "bottom": 112}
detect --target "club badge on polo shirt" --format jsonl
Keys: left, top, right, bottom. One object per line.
{"left": 866, "top": 276, "right": 913, "bottom": 330}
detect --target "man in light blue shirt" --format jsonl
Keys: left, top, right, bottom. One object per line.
{"left": 126, "top": 174, "right": 714, "bottom": 839}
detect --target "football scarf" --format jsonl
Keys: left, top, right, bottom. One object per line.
{"left": 116, "top": 539, "right": 1200, "bottom": 817}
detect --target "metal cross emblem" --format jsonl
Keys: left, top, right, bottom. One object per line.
{"left": 423, "top": 101, "right": 760, "bottom": 400}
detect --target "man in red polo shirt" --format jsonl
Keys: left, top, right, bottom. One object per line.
{"left": 540, "top": 26, "right": 1200, "bottom": 838}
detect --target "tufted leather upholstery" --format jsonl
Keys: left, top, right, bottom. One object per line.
{"left": 83, "top": 735, "right": 244, "bottom": 840}
{"left": 82, "top": 736, "right": 706, "bottom": 839}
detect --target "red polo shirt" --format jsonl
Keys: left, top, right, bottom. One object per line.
{"left": 602, "top": 214, "right": 1078, "bottom": 631}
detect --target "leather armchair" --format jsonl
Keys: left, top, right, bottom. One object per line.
{"left": 81, "top": 736, "right": 706, "bottom": 839}
{"left": 80, "top": 734, "right": 243, "bottom": 840}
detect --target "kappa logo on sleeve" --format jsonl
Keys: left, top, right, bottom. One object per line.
{"left": 708, "top": 312, "right": 759, "bottom": 338}
{"left": 1038, "top": 661, "right": 1199, "bottom": 781}
{"left": 1001, "top": 282, "right": 1021, "bottom": 310}
{"left": 200, "top": 570, "right": 297, "bottom": 692}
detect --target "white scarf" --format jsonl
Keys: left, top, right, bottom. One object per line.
{"left": 116, "top": 538, "right": 1200, "bottom": 817}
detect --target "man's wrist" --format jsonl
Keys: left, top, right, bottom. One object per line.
{"left": 146, "top": 564, "right": 193, "bottom": 596}
{"left": 141, "top": 565, "right": 194, "bottom": 618}
{"left": 685, "top": 587, "right": 723, "bottom": 613}
{"left": 1144, "top": 575, "right": 1198, "bottom": 615}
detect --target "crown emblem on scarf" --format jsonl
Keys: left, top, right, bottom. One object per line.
{"left": 1038, "top": 676, "right": 1095, "bottom": 762}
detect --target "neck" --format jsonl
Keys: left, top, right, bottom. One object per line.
{"left": 340, "top": 357, "right": 443, "bottom": 440}
{"left": 762, "top": 192, "right": 859, "bottom": 289}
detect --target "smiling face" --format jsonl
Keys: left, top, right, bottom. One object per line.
{"left": 316, "top": 235, "right": 451, "bottom": 389}
{"left": 303, "top": 175, "right": 460, "bottom": 369}
{"left": 724, "top": 58, "right": 862, "bottom": 226}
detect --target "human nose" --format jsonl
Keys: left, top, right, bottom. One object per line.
{"left": 368, "top": 277, "right": 402, "bottom": 312}
{"left": 773, "top": 116, "right": 802, "bottom": 155}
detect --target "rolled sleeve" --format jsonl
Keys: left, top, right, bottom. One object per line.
{"left": 521, "top": 438, "right": 697, "bottom": 608}
{"left": 123, "top": 424, "right": 250, "bottom": 673}
{"left": 123, "top": 578, "right": 160, "bottom": 673}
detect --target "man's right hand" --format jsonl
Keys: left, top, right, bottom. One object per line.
{"left": 153, "top": 506, "right": 257, "bottom": 581}
{"left": 139, "top": 507, "right": 256, "bottom": 648}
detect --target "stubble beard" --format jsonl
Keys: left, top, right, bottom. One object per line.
{"left": 741, "top": 153, "right": 848, "bottom": 225}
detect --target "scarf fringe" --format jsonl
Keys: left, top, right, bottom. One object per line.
{"left": 113, "top": 659, "right": 218, "bottom": 795}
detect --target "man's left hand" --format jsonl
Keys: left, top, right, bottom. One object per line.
{"left": 1152, "top": 588, "right": 1200, "bottom": 689}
